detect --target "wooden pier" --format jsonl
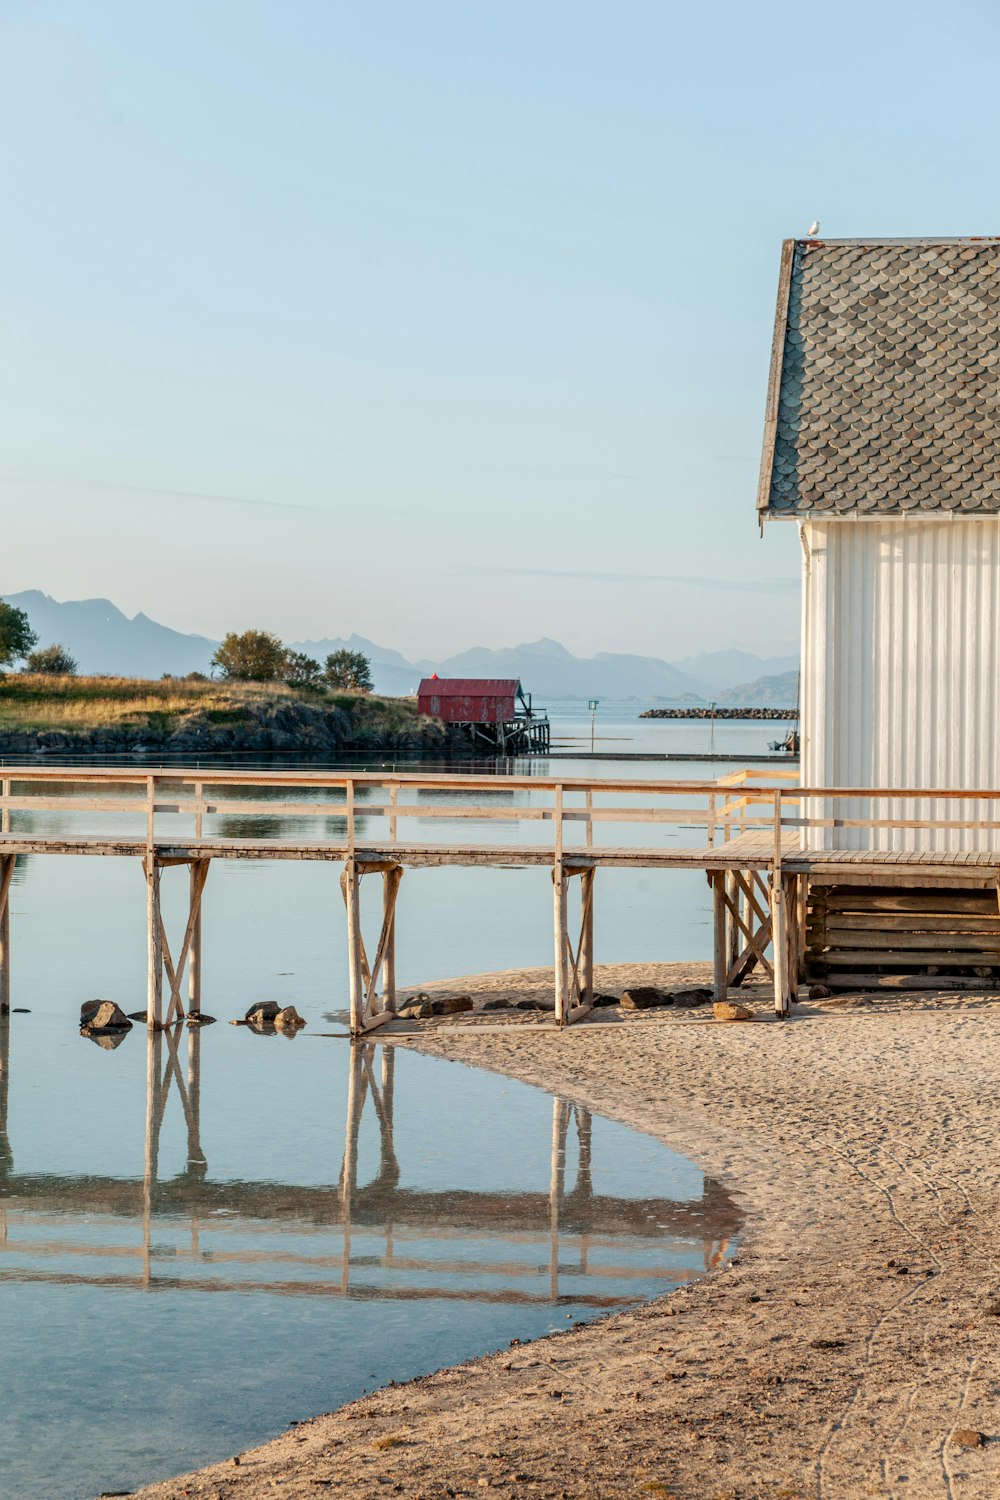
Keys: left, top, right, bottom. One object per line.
{"left": 2, "top": 766, "right": 1000, "bottom": 1030}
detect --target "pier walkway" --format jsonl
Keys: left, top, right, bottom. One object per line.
{"left": 1, "top": 766, "right": 999, "bottom": 1028}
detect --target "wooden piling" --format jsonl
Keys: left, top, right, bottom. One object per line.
{"left": 146, "top": 859, "right": 163, "bottom": 1030}
{"left": 188, "top": 861, "right": 204, "bottom": 1009}
{"left": 712, "top": 872, "right": 727, "bottom": 1002}
{"left": 343, "top": 861, "right": 363, "bottom": 1034}
{"left": 553, "top": 866, "right": 569, "bottom": 1025}
{"left": 771, "top": 875, "right": 791, "bottom": 1017}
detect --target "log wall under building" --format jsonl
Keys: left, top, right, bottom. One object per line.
{"left": 804, "top": 882, "right": 1000, "bottom": 989}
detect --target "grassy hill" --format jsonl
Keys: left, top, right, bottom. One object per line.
{"left": 0, "top": 675, "right": 449, "bottom": 757}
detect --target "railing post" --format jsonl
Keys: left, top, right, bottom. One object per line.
{"left": 146, "top": 775, "right": 155, "bottom": 862}
{"left": 771, "top": 789, "right": 790, "bottom": 1017}
{"left": 346, "top": 779, "right": 355, "bottom": 858}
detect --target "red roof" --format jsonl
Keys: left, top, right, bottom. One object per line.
{"left": 417, "top": 678, "right": 521, "bottom": 698}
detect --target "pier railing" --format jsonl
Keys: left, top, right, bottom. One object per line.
{"left": 0, "top": 765, "right": 801, "bottom": 856}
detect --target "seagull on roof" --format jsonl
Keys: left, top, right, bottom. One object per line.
{"left": 807, "top": 220, "right": 820, "bottom": 237}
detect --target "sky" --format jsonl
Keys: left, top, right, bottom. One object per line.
{"left": 1, "top": 0, "right": 998, "bottom": 660}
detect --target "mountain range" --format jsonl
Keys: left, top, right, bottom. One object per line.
{"left": 2, "top": 590, "right": 798, "bottom": 703}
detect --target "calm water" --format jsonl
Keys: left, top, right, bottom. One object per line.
{"left": 0, "top": 1022, "right": 740, "bottom": 1500}
{"left": 0, "top": 712, "right": 771, "bottom": 1498}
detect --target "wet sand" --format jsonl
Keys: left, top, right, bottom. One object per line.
{"left": 135, "top": 963, "right": 1000, "bottom": 1499}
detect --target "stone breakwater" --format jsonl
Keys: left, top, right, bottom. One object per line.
{"left": 0, "top": 699, "right": 472, "bottom": 760}
{"left": 640, "top": 706, "right": 797, "bottom": 720}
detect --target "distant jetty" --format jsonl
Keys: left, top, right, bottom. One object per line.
{"left": 640, "top": 706, "right": 797, "bottom": 720}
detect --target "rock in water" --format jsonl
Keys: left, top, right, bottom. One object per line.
{"left": 713, "top": 1001, "right": 754, "bottom": 1022}
{"left": 244, "top": 1000, "right": 281, "bottom": 1022}
{"left": 274, "top": 1006, "right": 306, "bottom": 1029}
{"left": 80, "top": 1000, "right": 132, "bottom": 1031}
{"left": 186, "top": 1011, "right": 216, "bottom": 1027}
{"left": 620, "top": 987, "right": 672, "bottom": 1010}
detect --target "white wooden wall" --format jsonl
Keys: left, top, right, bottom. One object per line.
{"left": 801, "top": 517, "right": 1000, "bottom": 851}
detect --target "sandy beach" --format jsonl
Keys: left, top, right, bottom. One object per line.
{"left": 135, "top": 963, "right": 1000, "bottom": 1500}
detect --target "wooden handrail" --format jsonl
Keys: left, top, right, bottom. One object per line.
{"left": 2, "top": 765, "right": 1000, "bottom": 854}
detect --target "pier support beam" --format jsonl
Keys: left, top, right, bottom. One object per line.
{"left": 341, "top": 861, "right": 404, "bottom": 1035}
{"left": 144, "top": 857, "right": 211, "bottom": 1029}
{"left": 552, "top": 863, "right": 595, "bottom": 1026}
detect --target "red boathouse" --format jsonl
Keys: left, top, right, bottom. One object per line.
{"left": 416, "top": 676, "right": 550, "bottom": 754}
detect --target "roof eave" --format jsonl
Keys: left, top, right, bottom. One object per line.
{"left": 756, "top": 239, "right": 796, "bottom": 525}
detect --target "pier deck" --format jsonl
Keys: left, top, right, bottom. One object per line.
{"left": 1, "top": 766, "right": 999, "bottom": 1029}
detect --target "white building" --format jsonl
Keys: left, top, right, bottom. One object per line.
{"left": 757, "top": 237, "right": 1000, "bottom": 851}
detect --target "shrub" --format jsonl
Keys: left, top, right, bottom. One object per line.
{"left": 24, "top": 643, "right": 78, "bottom": 675}
{"left": 211, "top": 630, "right": 287, "bottom": 681}
{"left": 323, "top": 649, "right": 373, "bottom": 692}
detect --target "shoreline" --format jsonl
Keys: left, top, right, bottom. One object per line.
{"left": 134, "top": 963, "right": 1000, "bottom": 1499}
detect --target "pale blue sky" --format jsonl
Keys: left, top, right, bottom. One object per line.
{"left": 1, "top": 0, "right": 998, "bottom": 658}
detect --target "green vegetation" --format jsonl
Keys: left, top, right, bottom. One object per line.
{"left": 323, "top": 648, "right": 373, "bottom": 691}
{"left": 211, "top": 629, "right": 288, "bottom": 681}
{"left": 0, "top": 674, "right": 416, "bottom": 736}
{"left": 24, "top": 643, "right": 78, "bottom": 675}
{"left": 0, "top": 600, "right": 38, "bottom": 668}
{"left": 210, "top": 629, "right": 372, "bottom": 692}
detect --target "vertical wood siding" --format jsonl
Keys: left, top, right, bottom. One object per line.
{"left": 802, "top": 519, "right": 1000, "bottom": 851}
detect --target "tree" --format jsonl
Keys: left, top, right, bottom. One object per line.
{"left": 323, "top": 649, "right": 373, "bottom": 692}
{"left": 279, "top": 650, "right": 322, "bottom": 688}
{"left": 0, "top": 600, "right": 38, "bottom": 668}
{"left": 211, "top": 630, "right": 287, "bottom": 680}
{"left": 24, "top": 643, "right": 78, "bottom": 675}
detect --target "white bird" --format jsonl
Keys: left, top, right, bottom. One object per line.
{"left": 807, "top": 219, "right": 820, "bottom": 237}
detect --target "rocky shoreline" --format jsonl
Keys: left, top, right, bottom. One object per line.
{"left": 0, "top": 696, "right": 473, "bottom": 760}
{"left": 640, "top": 705, "right": 797, "bottom": 720}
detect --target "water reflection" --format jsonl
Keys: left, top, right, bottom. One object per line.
{"left": 0, "top": 1028, "right": 739, "bottom": 1306}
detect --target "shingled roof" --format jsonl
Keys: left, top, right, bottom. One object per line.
{"left": 757, "top": 238, "right": 1000, "bottom": 518}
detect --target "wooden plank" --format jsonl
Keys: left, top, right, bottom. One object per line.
{"left": 820, "top": 949, "right": 1000, "bottom": 969}
{"left": 812, "top": 930, "right": 1000, "bottom": 954}
{"left": 810, "top": 892, "right": 998, "bottom": 914}
{"left": 820, "top": 972, "right": 1000, "bottom": 992}
{"left": 819, "top": 915, "right": 1000, "bottom": 935}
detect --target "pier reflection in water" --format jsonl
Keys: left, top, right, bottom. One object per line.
{"left": 0, "top": 1018, "right": 740, "bottom": 1499}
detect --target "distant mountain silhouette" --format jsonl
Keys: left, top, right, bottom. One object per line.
{"left": 2, "top": 591, "right": 798, "bottom": 701}
{"left": 4, "top": 590, "right": 217, "bottom": 677}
